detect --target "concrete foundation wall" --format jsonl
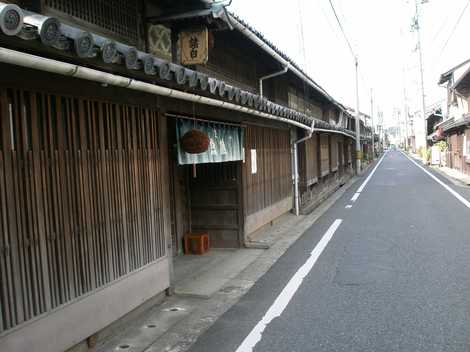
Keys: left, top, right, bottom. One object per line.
{"left": 300, "top": 171, "right": 353, "bottom": 215}
{"left": 0, "top": 257, "right": 170, "bottom": 352}
{"left": 244, "top": 197, "right": 293, "bottom": 237}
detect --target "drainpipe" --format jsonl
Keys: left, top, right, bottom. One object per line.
{"left": 259, "top": 65, "right": 289, "bottom": 98}
{"left": 292, "top": 125, "right": 358, "bottom": 216}
{"left": 229, "top": 14, "right": 336, "bottom": 105}
{"left": 293, "top": 120, "right": 315, "bottom": 216}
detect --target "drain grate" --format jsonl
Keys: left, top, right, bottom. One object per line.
{"left": 117, "top": 344, "right": 131, "bottom": 350}
{"left": 220, "top": 286, "right": 240, "bottom": 294}
{"left": 163, "top": 306, "right": 185, "bottom": 312}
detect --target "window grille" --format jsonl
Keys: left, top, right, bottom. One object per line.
{"left": 44, "top": 0, "right": 140, "bottom": 44}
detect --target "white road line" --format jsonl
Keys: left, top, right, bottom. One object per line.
{"left": 402, "top": 152, "right": 470, "bottom": 209}
{"left": 345, "top": 205, "right": 353, "bottom": 209}
{"left": 356, "top": 152, "right": 387, "bottom": 193}
{"left": 235, "top": 219, "right": 343, "bottom": 352}
{"left": 350, "top": 193, "right": 360, "bottom": 202}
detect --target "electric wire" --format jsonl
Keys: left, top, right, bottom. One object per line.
{"left": 327, "top": 0, "right": 370, "bottom": 99}
{"left": 440, "top": 0, "right": 470, "bottom": 54}
{"left": 328, "top": 0, "right": 356, "bottom": 59}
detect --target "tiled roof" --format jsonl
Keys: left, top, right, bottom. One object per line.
{"left": 0, "top": 2, "right": 357, "bottom": 138}
{"left": 442, "top": 115, "right": 470, "bottom": 133}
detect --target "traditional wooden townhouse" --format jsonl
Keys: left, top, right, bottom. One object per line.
{"left": 425, "top": 108, "right": 446, "bottom": 165}
{"left": 0, "top": 1, "right": 368, "bottom": 351}
{"left": 439, "top": 60, "right": 470, "bottom": 175}
{"left": 296, "top": 107, "right": 356, "bottom": 213}
{"left": 426, "top": 108, "right": 444, "bottom": 145}
{"left": 360, "top": 113, "right": 374, "bottom": 162}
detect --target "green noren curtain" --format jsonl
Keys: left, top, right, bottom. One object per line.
{"left": 176, "top": 118, "right": 245, "bottom": 165}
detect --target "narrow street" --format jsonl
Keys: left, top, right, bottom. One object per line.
{"left": 188, "top": 150, "right": 470, "bottom": 352}
{"left": 3, "top": 2, "right": 470, "bottom": 351}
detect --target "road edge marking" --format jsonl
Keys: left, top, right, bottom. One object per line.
{"left": 356, "top": 152, "right": 387, "bottom": 193}
{"left": 235, "top": 219, "right": 343, "bottom": 352}
{"left": 349, "top": 152, "right": 387, "bottom": 203}
{"left": 402, "top": 152, "right": 470, "bottom": 209}
{"left": 350, "top": 193, "right": 360, "bottom": 202}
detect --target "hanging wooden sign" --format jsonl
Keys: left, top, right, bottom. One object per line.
{"left": 180, "top": 27, "right": 209, "bottom": 65}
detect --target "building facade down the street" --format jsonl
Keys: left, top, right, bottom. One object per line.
{"left": 426, "top": 108, "right": 444, "bottom": 145}
{"left": 0, "top": 1, "right": 373, "bottom": 351}
{"left": 438, "top": 60, "right": 470, "bottom": 175}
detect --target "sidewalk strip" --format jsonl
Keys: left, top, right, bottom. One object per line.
{"left": 235, "top": 219, "right": 343, "bottom": 352}
{"left": 402, "top": 152, "right": 470, "bottom": 209}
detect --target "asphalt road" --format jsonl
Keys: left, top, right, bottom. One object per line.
{"left": 188, "top": 150, "right": 470, "bottom": 352}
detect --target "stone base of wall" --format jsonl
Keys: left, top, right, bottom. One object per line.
{"left": 66, "top": 291, "right": 167, "bottom": 352}
{"left": 300, "top": 170, "right": 353, "bottom": 215}
{"left": 1, "top": 257, "right": 171, "bottom": 352}
{"left": 245, "top": 197, "right": 293, "bottom": 237}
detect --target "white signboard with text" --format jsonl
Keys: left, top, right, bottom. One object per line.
{"left": 251, "top": 149, "right": 257, "bottom": 174}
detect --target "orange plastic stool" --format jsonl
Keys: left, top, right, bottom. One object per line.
{"left": 183, "top": 232, "right": 210, "bottom": 255}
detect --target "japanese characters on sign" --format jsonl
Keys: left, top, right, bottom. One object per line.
{"left": 180, "top": 27, "right": 209, "bottom": 65}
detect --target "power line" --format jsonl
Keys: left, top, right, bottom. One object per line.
{"left": 328, "top": 0, "right": 370, "bottom": 107}
{"left": 431, "top": 13, "right": 450, "bottom": 42}
{"left": 297, "top": 0, "right": 307, "bottom": 69}
{"left": 328, "top": 0, "right": 355, "bottom": 59}
{"left": 327, "top": 0, "right": 367, "bottom": 170}
{"left": 440, "top": 0, "right": 470, "bottom": 54}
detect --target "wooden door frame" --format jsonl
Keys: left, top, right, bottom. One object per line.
{"left": 237, "top": 160, "right": 245, "bottom": 247}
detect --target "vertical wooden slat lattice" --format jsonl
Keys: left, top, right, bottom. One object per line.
{"left": 0, "top": 87, "right": 165, "bottom": 334}
{"left": 44, "top": 0, "right": 140, "bottom": 44}
{"left": 330, "top": 135, "right": 338, "bottom": 171}
{"left": 320, "top": 134, "right": 329, "bottom": 176}
{"left": 244, "top": 125, "right": 292, "bottom": 216}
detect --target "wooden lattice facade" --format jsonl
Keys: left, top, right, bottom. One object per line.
{"left": 242, "top": 125, "right": 292, "bottom": 234}
{"left": 298, "top": 134, "right": 319, "bottom": 187}
{"left": 43, "top": 0, "right": 142, "bottom": 45}
{"left": 0, "top": 86, "right": 167, "bottom": 333}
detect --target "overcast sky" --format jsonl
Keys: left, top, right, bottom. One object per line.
{"left": 230, "top": 0, "right": 469, "bottom": 128}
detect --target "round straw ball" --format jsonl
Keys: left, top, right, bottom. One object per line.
{"left": 181, "top": 129, "right": 210, "bottom": 154}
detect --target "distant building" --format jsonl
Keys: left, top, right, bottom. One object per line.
{"left": 438, "top": 60, "right": 470, "bottom": 175}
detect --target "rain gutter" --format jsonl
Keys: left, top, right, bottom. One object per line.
{"left": 0, "top": 46, "right": 312, "bottom": 131}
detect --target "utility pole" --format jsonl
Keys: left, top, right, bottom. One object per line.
{"left": 378, "top": 110, "right": 383, "bottom": 152}
{"left": 370, "top": 88, "right": 375, "bottom": 159}
{"left": 398, "top": 110, "right": 403, "bottom": 147}
{"left": 355, "top": 57, "right": 361, "bottom": 173}
{"left": 413, "top": 0, "right": 428, "bottom": 159}
{"left": 402, "top": 68, "right": 409, "bottom": 151}
{"left": 327, "top": 0, "right": 361, "bottom": 173}
{"left": 404, "top": 104, "right": 409, "bottom": 151}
